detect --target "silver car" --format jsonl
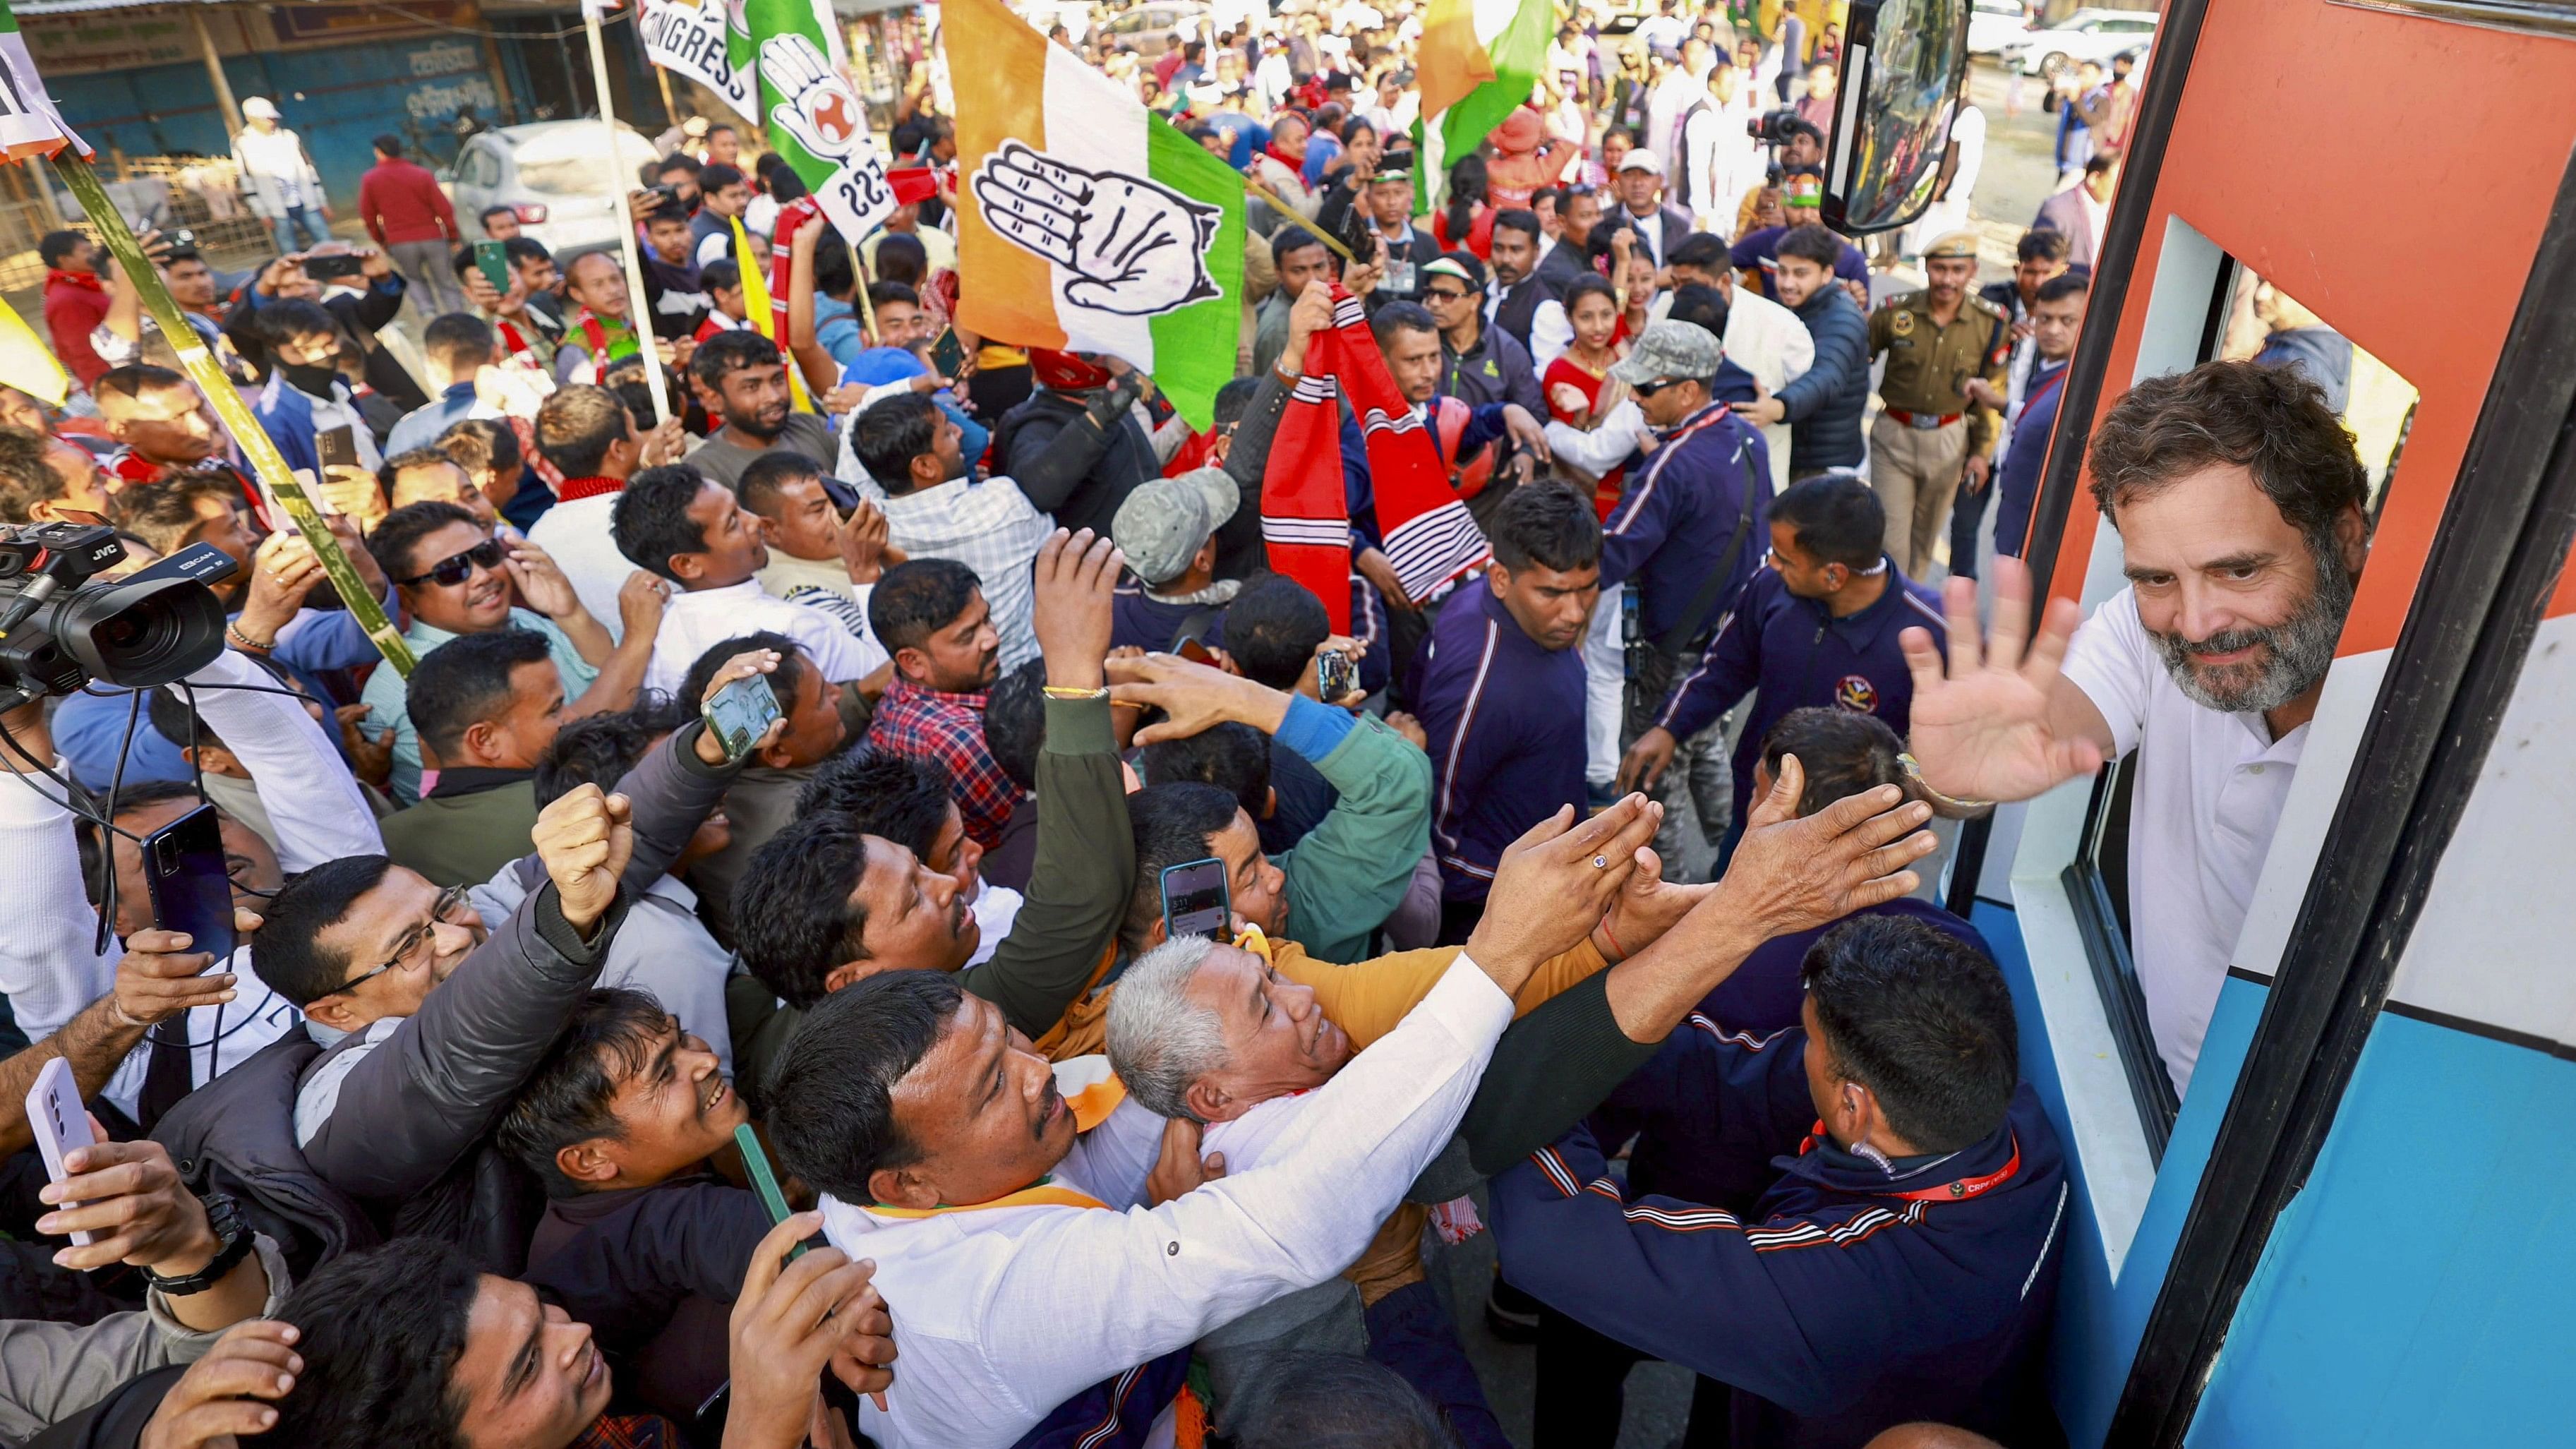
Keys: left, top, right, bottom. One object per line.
{"left": 442, "top": 121, "right": 668, "bottom": 257}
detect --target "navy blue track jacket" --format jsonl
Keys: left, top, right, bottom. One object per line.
{"left": 1493, "top": 1017, "right": 2071, "bottom": 1449}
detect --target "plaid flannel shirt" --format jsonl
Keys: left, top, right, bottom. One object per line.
{"left": 866, "top": 678, "right": 1025, "bottom": 849}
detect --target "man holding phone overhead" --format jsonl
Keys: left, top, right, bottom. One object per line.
{"left": 728, "top": 530, "right": 1139, "bottom": 1083}
{"left": 1, "top": 639, "right": 383, "bottom": 1131}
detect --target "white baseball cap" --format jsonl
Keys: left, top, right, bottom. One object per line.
{"left": 241, "top": 96, "right": 280, "bottom": 119}
{"left": 1616, "top": 150, "right": 1664, "bottom": 176}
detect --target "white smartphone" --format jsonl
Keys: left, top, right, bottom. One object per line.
{"left": 25, "top": 1057, "right": 97, "bottom": 1246}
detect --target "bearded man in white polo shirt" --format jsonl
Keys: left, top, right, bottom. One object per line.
{"left": 765, "top": 799, "right": 1670, "bottom": 1449}
{"left": 1901, "top": 359, "right": 2370, "bottom": 1095}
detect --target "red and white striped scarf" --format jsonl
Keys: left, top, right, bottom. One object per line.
{"left": 1260, "top": 290, "right": 1488, "bottom": 628}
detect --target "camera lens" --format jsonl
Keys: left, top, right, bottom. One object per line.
{"left": 54, "top": 575, "right": 228, "bottom": 690}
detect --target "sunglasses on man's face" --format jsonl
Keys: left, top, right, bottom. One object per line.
{"left": 1630, "top": 377, "right": 1685, "bottom": 398}
{"left": 399, "top": 538, "right": 507, "bottom": 588}
{"left": 1426, "top": 287, "right": 1473, "bottom": 303}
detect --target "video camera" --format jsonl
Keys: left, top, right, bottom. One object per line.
{"left": 0, "top": 521, "right": 234, "bottom": 713}
{"left": 1748, "top": 107, "right": 1807, "bottom": 145}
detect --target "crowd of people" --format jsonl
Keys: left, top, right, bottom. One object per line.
{"left": 0, "top": 1, "right": 2381, "bottom": 1448}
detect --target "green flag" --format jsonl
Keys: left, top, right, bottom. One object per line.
{"left": 742, "top": 0, "right": 896, "bottom": 240}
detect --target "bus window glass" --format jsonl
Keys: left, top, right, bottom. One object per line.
{"left": 2216, "top": 270, "right": 2419, "bottom": 511}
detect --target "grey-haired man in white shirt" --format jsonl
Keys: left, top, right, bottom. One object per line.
{"left": 1901, "top": 358, "right": 2371, "bottom": 1095}
{"left": 769, "top": 798, "right": 1668, "bottom": 1449}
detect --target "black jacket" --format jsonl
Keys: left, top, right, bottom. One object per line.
{"left": 997, "top": 380, "right": 1161, "bottom": 541}
{"left": 524, "top": 1176, "right": 772, "bottom": 1425}
{"left": 283, "top": 727, "right": 732, "bottom": 1273}
{"left": 1536, "top": 237, "right": 1592, "bottom": 292}
{"left": 152, "top": 1033, "right": 380, "bottom": 1281}
{"left": 1491, "top": 274, "right": 1560, "bottom": 359}
{"left": 1775, "top": 285, "right": 1872, "bottom": 472}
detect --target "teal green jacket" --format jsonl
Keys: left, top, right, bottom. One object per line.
{"left": 1275, "top": 701, "right": 1433, "bottom": 964}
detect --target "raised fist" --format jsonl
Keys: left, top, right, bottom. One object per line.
{"left": 973, "top": 140, "right": 1222, "bottom": 316}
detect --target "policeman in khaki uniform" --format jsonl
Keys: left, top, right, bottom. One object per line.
{"left": 1866, "top": 229, "right": 2009, "bottom": 574}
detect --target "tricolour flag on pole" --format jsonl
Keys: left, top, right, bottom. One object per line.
{"left": 1414, "top": 0, "right": 1552, "bottom": 207}
{"left": 0, "top": 0, "right": 85, "bottom": 163}
{"left": 742, "top": 0, "right": 898, "bottom": 243}
{"left": 945, "top": 0, "right": 1244, "bottom": 428}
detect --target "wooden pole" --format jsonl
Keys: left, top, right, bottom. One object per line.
{"left": 582, "top": 7, "right": 673, "bottom": 423}
{"left": 49, "top": 152, "right": 416, "bottom": 675}
{"left": 188, "top": 8, "right": 241, "bottom": 137}
{"left": 1243, "top": 175, "right": 1352, "bottom": 261}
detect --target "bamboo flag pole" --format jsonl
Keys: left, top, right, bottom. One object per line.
{"left": 1244, "top": 175, "right": 1352, "bottom": 262}
{"left": 49, "top": 155, "right": 416, "bottom": 675}
{"left": 582, "top": 4, "right": 673, "bottom": 422}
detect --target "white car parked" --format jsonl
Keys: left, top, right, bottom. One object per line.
{"left": 441, "top": 121, "right": 667, "bottom": 258}
{"left": 1998, "top": 7, "right": 2157, "bottom": 80}
{"left": 1968, "top": 0, "right": 2033, "bottom": 57}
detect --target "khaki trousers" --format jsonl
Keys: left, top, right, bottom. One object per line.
{"left": 1869, "top": 413, "right": 1970, "bottom": 575}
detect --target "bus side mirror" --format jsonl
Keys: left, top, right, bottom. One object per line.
{"left": 1822, "top": 0, "right": 1973, "bottom": 235}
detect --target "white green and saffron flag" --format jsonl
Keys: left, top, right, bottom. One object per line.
{"left": 944, "top": 0, "right": 1244, "bottom": 428}
{"left": 1414, "top": 0, "right": 1552, "bottom": 208}
{"left": 0, "top": 0, "right": 85, "bottom": 163}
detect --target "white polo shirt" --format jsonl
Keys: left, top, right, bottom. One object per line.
{"left": 642, "top": 577, "right": 886, "bottom": 699}
{"left": 2060, "top": 587, "right": 2306, "bottom": 1095}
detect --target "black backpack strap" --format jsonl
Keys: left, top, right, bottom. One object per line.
{"left": 1650, "top": 434, "right": 1764, "bottom": 659}
{"left": 1168, "top": 606, "right": 1224, "bottom": 653}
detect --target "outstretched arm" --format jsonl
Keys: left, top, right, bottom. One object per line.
{"left": 1459, "top": 760, "right": 1937, "bottom": 1173}
{"left": 960, "top": 531, "right": 1138, "bottom": 1040}
{"left": 1896, "top": 555, "right": 2114, "bottom": 804}
{"left": 178, "top": 647, "right": 380, "bottom": 871}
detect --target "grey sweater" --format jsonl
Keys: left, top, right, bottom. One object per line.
{"left": 0, "top": 1234, "right": 291, "bottom": 1448}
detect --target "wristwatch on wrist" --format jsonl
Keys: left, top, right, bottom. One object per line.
{"left": 146, "top": 1193, "right": 253, "bottom": 1297}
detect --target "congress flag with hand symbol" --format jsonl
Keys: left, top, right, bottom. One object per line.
{"left": 947, "top": 0, "right": 1244, "bottom": 428}
{"left": 742, "top": 0, "right": 897, "bottom": 244}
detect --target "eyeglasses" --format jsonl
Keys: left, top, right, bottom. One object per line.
{"left": 331, "top": 884, "right": 474, "bottom": 999}
{"left": 1630, "top": 377, "right": 1686, "bottom": 397}
{"left": 1425, "top": 287, "right": 1473, "bottom": 302}
{"left": 397, "top": 538, "right": 507, "bottom": 588}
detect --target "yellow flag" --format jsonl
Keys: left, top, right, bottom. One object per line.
{"left": 0, "top": 295, "right": 66, "bottom": 405}
{"left": 730, "top": 214, "right": 810, "bottom": 411}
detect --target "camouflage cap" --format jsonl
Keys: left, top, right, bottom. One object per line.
{"left": 1608, "top": 318, "right": 1723, "bottom": 386}
{"left": 1112, "top": 467, "right": 1240, "bottom": 587}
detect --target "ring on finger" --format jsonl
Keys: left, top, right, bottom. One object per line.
{"left": 1591, "top": 855, "right": 1608, "bottom": 870}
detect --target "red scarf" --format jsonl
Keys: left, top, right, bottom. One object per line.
{"left": 1261, "top": 289, "right": 1488, "bottom": 625}
{"left": 769, "top": 197, "right": 824, "bottom": 351}
{"left": 555, "top": 474, "right": 625, "bottom": 502}
{"left": 495, "top": 318, "right": 544, "bottom": 369}
{"left": 44, "top": 268, "right": 102, "bottom": 294}
{"left": 572, "top": 309, "right": 637, "bottom": 382}
{"left": 508, "top": 415, "right": 563, "bottom": 493}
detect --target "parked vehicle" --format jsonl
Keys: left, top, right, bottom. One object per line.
{"left": 1092, "top": 1, "right": 1212, "bottom": 56}
{"left": 1967, "top": 0, "right": 2035, "bottom": 56}
{"left": 1997, "top": 6, "right": 2158, "bottom": 80}
{"left": 440, "top": 121, "right": 666, "bottom": 258}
